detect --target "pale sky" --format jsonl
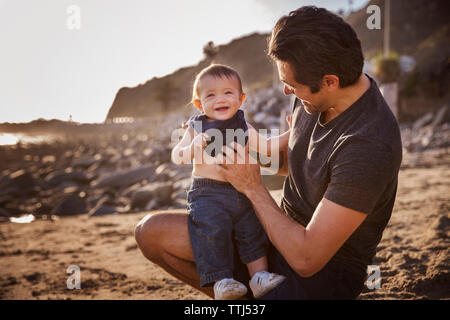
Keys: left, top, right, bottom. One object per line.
{"left": 0, "top": 0, "right": 369, "bottom": 124}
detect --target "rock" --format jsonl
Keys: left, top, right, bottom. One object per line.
{"left": 253, "top": 112, "right": 268, "bottom": 124}
{"left": 119, "top": 182, "right": 142, "bottom": 198}
{"left": 37, "top": 166, "right": 53, "bottom": 179}
{"left": 131, "top": 182, "right": 173, "bottom": 208}
{"left": 72, "top": 154, "right": 102, "bottom": 168}
{"left": 88, "top": 204, "right": 117, "bottom": 217}
{"left": 143, "top": 146, "right": 171, "bottom": 163}
{"left": 421, "top": 131, "right": 433, "bottom": 148}
{"left": 413, "top": 112, "right": 433, "bottom": 131}
{"left": 173, "top": 177, "right": 192, "bottom": 191}
{"left": 144, "top": 198, "right": 159, "bottom": 211}
{"left": 0, "top": 207, "right": 10, "bottom": 218}
{"left": 431, "top": 105, "right": 449, "bottom": 128}
{"left": 265, "top": 115, "right": 281, "bottom": 128}
{"left": 9, "top": 170, "right": 36, "bottom": 189}
{"left": 155, "top": 163, "right": 171, "bottom": 175}
{"left": 153, "top": 172, "right": 171, "bottom": 182}
{"left": 245, "top": 101, "right": 258, "bottom": 114}
{"left": 0, "top": 195, "right": 12, "bottom": 207}
{"left": 152, "top": 164, "right": 173, "bottom": 181}
{"left": 263, "top": 98, "right": 281, "bottom": 117}
{"left": 170, "top": 166, "right": 193, "bottom": 180}
{"left": 0, "top": 173, "right": 11, "bottom": 189}
{"left": 34, "top": 203, "right": 52, "bottom": 216}
{"left": 41, "top": 155, "right": 56, "bottom": 164}
{"left": 2, "top": 203, "right": 22, "bottom": 216}
{"left": 123, "top": 148, "right": 134, "bottom": 157}
{"left": 63, "top": 185, "right": 79, "bottom": 194}
{"left": 91, "top": 164, "right": 154, "bottom": 189}
{"left": 88, "top": 194, "right": 105, "bottom": 208}
{"left": 0, "top": 186, "right": 24, "bottom": 198}
{"left": 0, "top": 170, "right": 37, "bottom": 197}
{"left": 64, "top": 150, "right": 74, "bottom": 159}
{"left": 169, "top": 198, "right": 187, "bottom": 209}
{"left": 171, "top": 189, "right": 188, "bottom": 200}
{"left": 107, "top": 154, "right": 122, "bottom": 165}
{"left": 51, "top": 195, "right": 87, "bottom": 216}
{"left": 44, "top": 169, "right": 90, "bottom": 188}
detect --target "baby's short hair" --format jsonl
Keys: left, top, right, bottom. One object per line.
{"left": 191, "top": 64, "right": 243, "bottom": 104}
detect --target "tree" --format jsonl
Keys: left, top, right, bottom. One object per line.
{"left": 203, "top": 41, "right": 218, "bottom": 62}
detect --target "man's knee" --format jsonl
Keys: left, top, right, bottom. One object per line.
{"left": 135, "top": 214, "right": 164, "bottom": 261}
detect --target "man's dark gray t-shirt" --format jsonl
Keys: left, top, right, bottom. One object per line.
{"left": 281, "top": 75, "right": 403, "bottom": 272}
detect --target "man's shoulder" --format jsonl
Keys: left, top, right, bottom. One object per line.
{"left": 338, "top": 81, "right": 402, "bottom": 156}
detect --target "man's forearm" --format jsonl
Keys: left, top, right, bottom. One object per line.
{"left": 245, "top": 184, "right": 308, "bottom": 273}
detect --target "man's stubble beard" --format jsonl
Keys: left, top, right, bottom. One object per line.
{"left": 302, "top": 101, "right": 321, "bottom": 115}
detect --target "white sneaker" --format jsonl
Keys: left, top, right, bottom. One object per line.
{"left": 249, "top": 271, "right": 286, "bottom": 298}
{"left": 213, "top": 278, "right": 248, "bottom": 300}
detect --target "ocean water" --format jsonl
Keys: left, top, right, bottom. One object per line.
{"left": 0, "top": 133, "right": 51, "bottom": 146}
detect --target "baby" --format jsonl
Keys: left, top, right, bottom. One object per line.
{"left": 172, "top": 64, "right": 290, "bottom": 300}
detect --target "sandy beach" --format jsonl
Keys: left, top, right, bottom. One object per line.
{"left": 1, "top": 0, "right": 449, "bottom": 302}
{"left": 1, "top": 147, "right": 449, "bottom": 300}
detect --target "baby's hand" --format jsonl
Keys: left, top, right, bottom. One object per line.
{"left": 191, "top": 133, "right": 208, "bottom": 151}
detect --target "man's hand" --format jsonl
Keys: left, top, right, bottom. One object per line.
{"left": 215, "top": 142, "right": 263, "bottom": 196}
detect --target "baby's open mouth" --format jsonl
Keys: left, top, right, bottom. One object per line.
{"left": 215, "top": 106, "right": 229, "bottom": 112}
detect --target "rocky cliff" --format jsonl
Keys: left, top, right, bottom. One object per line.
{"left": 105, "top": 0, "right": 449, "bottom": 122}
{"left": 105, "top": 33, "right": 274, "bottom": 121}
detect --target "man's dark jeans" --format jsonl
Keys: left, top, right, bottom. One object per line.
{"left": 229, "top": 240, "right": 367, "bottom": 300}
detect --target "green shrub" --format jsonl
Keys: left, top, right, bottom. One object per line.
{"left": 372, "top": 52, "right": 401, "bottom": 83}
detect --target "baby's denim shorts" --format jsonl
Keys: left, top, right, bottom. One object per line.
{"left": 187, "top": 177, "right": 268, "bottom": 287}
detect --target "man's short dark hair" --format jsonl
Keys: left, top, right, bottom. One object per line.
{"left": 268, "top": 6, "right": 364, "bottom": 93}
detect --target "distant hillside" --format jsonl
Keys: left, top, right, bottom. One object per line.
{"left": 105, "top": 0, "right": 449, "bottom": 122}
{"left": 348, "top": 0, "right": 449, "bottom": 58}
{"left": 105, "top": 33, "right": 274, "bottom": 120}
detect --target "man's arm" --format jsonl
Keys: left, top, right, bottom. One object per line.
{"left": 246, "top": 185, "right": 366, "bottom": 277}
{"left": 216, "top": 142, "right": 367, "bottom": 277}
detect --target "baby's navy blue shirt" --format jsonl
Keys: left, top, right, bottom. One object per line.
{"left": 187, "top": 109, "right": 249, "bottom": 157}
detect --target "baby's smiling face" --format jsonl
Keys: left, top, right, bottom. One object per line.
{"left": 194, "top": 75, "right": 246, "bottom": 121}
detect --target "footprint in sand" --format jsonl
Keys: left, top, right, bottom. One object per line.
{"left": 23, "top": 272, "right": 44, "bottom": 285}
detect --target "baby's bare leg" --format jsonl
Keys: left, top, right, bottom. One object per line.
{"left": 246, "top": 256, "right": 268, "bottom": 278}
{"left": 134, "top": 211, "right": 214, "bottom": 298}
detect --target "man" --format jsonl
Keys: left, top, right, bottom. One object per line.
{"left": 135, "top": 6, "right": 402, "bottom": 299}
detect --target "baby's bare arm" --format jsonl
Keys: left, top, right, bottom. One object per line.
{"left": 171, "top": 126, "right": 195, "bottom": 165}
{"left": 248, "top": 126, "right": 290, "bottom": 157}
{"left": 247, "top": 119, "right": 291, "bottom": 175}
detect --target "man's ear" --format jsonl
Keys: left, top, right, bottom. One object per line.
{"left": 193, "top": 99, "right": 203, "bottom": 112}
{"left": 322, "top": 75, "right": 340, "bottom": 91}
